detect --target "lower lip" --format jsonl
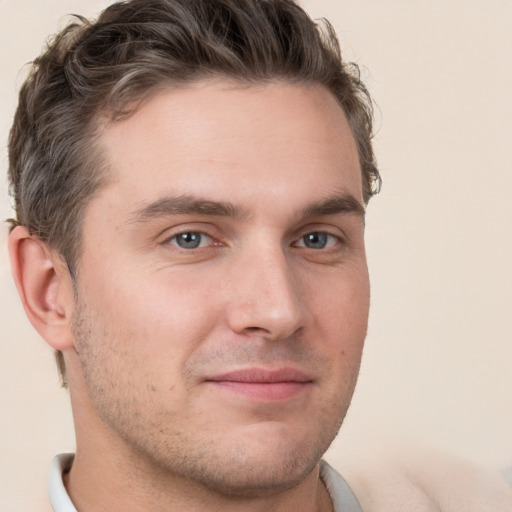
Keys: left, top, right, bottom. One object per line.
{"left": 207, "top": 381, "right": 310, "bottom": 401}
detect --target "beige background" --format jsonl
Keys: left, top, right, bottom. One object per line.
{"left": 1, "top": 1, "right": 511, "bottom": 509}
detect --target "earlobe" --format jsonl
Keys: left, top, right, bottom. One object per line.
{"left": 8, "top": 226, "right": 75, "bottom": 351}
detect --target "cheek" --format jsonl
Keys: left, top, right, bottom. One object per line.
{"left": 313, "top": 266, "right": 370, "bottom": 327}
{"left": 85, "top": 267, "right": 222, "bottom": 358}
{"left": 309, "top": 268, "right": 370, "bottom": 369}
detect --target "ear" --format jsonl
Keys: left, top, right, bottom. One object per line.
{"left": 8, "top": 226, "right": 76, "bottom": 351}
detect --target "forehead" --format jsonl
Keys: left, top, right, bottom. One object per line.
{"left": 94, "top": 80, "right": 362, "bottom": 215}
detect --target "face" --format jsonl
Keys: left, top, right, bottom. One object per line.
{"left": 68, "top": 81, "right": 370, "bottom": 496}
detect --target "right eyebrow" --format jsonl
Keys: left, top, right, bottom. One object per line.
{"left": 300, "top": 193, "right": 366, "bottom": 220}
{"left": 128, "top": 194, "right": 251, "bottom": 224}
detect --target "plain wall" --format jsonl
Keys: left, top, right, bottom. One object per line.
{"left": 1, "top": 1, "right": 511, "bottom": 510}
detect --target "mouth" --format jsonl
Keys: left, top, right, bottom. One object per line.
{"left": 204, "top": 367, "right": 314, "bottom": 401}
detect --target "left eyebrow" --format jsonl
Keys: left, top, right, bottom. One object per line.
{"left": 300, "top": 193, "right": 365, "bottom": 220}
{"left": 128, "top": 194, "right": 250, "bottom": 224}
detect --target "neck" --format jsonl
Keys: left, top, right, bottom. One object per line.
{"left": 65, "top": 448, "right": 333, "bottom": 512}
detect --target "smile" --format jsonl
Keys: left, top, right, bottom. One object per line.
{"left": 204, "top": 367, "right": 314, "bottom": 401}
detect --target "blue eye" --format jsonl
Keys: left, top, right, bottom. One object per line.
{"left": 170, "top": 232, "right": 210, "bottom": 249}
{"left": 298, "top": 232, "right": 338, "bottom": 249}
{"left": 303, "top": 232, "right": 328, "bottom": 249}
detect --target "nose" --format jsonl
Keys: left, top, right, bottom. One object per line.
{"left": 226, "top": 246, "right": 307, "bottom": 341}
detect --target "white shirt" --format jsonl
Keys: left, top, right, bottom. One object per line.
{"left": 49, "top": 453, "right": 362, "bottom": 512}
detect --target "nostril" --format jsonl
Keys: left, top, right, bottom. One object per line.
{"left": 245, "top": 326, "right": 269, "bottom": 334}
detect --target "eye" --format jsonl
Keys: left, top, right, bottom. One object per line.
{"left": 169, "top": 232, "right": 212, "bottom": 249}
{"left": 296, "top": 232, "right": 338, "bottom": 250}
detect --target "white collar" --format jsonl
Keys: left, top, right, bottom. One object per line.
{"left": 48, "top": 454, "right": 77, "bottom": 512}
{"left": 320, "top": 460, "right": 362, "bottom": 512}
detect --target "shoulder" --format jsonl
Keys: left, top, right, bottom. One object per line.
{"left": 333, "top": 450, "right": 512, "bottom": 512}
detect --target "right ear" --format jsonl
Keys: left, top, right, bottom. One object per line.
{"left": 8, "top": 226, "right": 76, "bottom": 351}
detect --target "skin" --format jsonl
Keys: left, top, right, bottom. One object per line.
{"left": 10, "top": 81, "right": 369, "bottom": 512}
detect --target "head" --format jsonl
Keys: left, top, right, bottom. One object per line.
{"left": 8, "top": 0, "right": 380, "bottom": 500}
{"left": 9, "top": 0, "right": 379, "bottom": 273}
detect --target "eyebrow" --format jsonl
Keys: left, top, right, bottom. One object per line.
{"left": 128, "top": 192, "right": 365, "bottom": 225}
{"left": 301, "top": 194, "right": 366, "bottom": 220}
{"left": 129, "top": 194, "right": 250, "bottom": 223}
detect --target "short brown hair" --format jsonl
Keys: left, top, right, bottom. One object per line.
{"left": 8, "top": 0, "right": 380, "bottom": 385}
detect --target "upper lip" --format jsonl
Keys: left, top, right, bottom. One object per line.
{"left": 205, "top": 367, "right": 314, "bottom": 383}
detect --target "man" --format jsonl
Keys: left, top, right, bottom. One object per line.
{"left": 7, "top": 1, "right": 512, "bottom": 511}
{"left": 7, "top": 1, "right": 379, "bottom": 510}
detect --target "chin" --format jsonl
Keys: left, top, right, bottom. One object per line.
{"left": 192, "top": 451, "right": 320, "bottom": 499}
{"left": 178, "top": 421, "right": 335, "bottom": 498}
